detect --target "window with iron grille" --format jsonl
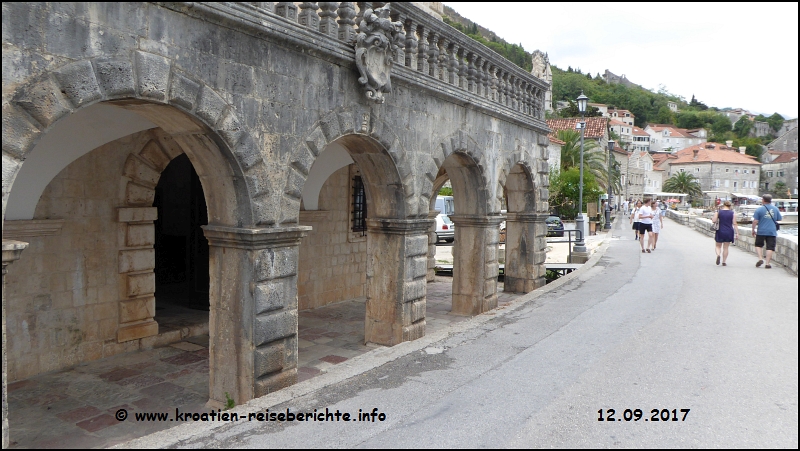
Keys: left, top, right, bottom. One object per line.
{"left": 352, "top": 175, "right": 367, "bottom": 233}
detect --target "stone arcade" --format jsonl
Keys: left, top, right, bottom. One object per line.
{"left": 1, "top": 2, "right": 551, "bottom": 445}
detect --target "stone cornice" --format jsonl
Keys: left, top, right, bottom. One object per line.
{"left": 2, "top": 239, "right": 29, "bottom": 266}
{"left": 2, "top": 219, "right": 64, "bottom": 240}
{"left": 448, "top": 214, "right": 505, "bottom": 227}
{"left": 505, "top": 213, "right": 549, "bottom": 223}
{"left": 366, "top": 218, "right": 433, "bottom": 235}
{"left": 203, "top": 224, "right": 311, "bottom": 249}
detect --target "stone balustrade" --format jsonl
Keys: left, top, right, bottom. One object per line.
{"left": 167, "top": 2, "right": 549, "bottom": 126}
{"left": 665, "top": 210, "right": 798, "bottom": 275}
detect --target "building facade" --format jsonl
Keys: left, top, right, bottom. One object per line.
{"left": 668, "top": 143, "right": 761, "bottom": 203}
{"left": 1, "top": 3, "right": 554, "bottom": 446}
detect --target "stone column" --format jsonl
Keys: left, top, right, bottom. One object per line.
{"left": 448, "top": 215, "right": 503, "bottom": 315}
{"left": 426, "top": 210, "right": 439, "bottom": 283}
{"left": 365, "top": 218, "right": 432, "bottom": 346}
{"left": 3, "top": 239, "right": 28, "bottom": 449}
{"left": 202, "top": 225, "right": 310, "bottom": 406}
{"left": 504, "top": 213, "right": 548, "bottom": 293}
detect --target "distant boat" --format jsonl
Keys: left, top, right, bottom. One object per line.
{"left": 773, "top": 199, "right": 798, "bottom": 224}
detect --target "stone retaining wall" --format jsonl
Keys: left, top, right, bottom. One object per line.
{"left": 665, "top": 210, "right": 798, "bottom": 275}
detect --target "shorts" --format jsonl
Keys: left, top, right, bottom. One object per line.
{"left": 755, "top": 235, "right": 776, "bottom": 251}
{"left": 639, "top": 223, "right": 653, "bottom": 233}
{"left": 632, "top": 222, "right": 640, "bottom": 231}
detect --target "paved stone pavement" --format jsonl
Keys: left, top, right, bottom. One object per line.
{"left": 5, "top": 272, "right": 530, "bottom": 448}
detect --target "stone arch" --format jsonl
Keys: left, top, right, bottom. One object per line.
{"left": 2, "top": 50, "right": 270, "bottom": 226}
{"left": 429, "top": 130, "right": 497, "bottom": 216}
{"left": 280, "top": 107, "right": 417, "bottom": 224}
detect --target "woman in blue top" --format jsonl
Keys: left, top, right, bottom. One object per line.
{"left": 713, "top": 201, "right": 737, "bottom": 266}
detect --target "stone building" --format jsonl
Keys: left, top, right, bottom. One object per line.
{"left": 1, "top": 3, "right": 554, "bottom": 446}
{"left": 645, "top": 124, "right": 707, "bottom": 152}
{"left": 668, "top": 143, "right": 761, "bottom": 204}
{"left": 767, "top": 126, "right": 799, "bottom": 153}
{"left": 761, "top": 152, "right": 799, "bottom": 198}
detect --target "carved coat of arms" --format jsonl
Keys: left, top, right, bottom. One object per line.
{"left": 354, "top": 4, "right": 403, "bottom": 103}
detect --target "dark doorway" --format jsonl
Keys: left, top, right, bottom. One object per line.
{"left": 153, "top": 153, "right": 209, "bottom": 310}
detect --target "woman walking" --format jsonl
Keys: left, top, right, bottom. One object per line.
{"left": 713, "top": 201, "right": 737, "bottom": 266}
{"left": 630, "top": 200, "right": 642, "bottom": 241}
{"left": 651, "top": 201, "right": 664, "bottom": 250}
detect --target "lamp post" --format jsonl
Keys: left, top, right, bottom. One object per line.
{"left": 605, "top": 140, "right": 615, "bottom": 229}
{"left": 574, "top": 91, "right": 588, "bottom": 252}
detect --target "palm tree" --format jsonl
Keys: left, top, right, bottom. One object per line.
{"left": 663, "top": 171, "right": 702, "bottom": 204}
{"left": 557, "top": 129, "right": 609, "bottom": 189}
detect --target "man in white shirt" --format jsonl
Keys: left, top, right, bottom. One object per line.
{"left": 622, "top": 200, "right": 630, "bottom": 215}
{"left": 638, "top": 198, "right": 654, "bottom": 253}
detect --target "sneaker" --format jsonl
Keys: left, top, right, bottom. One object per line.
{"left": 756, "top": 260, "right": 764, "bottom": 268}
{"left": 722, "top": 263, "right": 727, "bottom": 266}
{"left": 716, "top": 256, "right": 720, "bottom": 265}
{"left": 765, "top": 264, "right": 772, "bottom": 269}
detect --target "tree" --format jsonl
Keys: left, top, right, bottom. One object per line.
{"left": 548, "top": 167, "right": 603, "bottom": 220}
{"left": 663, "top": 171, "right": 703, "bottom": 204}
{"left": 558, "top": 100, "right": 602, "bottom": 119}
{"left": 767, "top": 112, "right": 784, "bottom": 132}
{"left": 733, "top": 116, "right": 753, "bottom": 138}
{"left": 656, "top": 106, "right": 674, "bottom": 124}
{"left": 556, "top": 129, "right": 610, "bottom": 189}
{"left": 732, "top": 136, "right": 764, "bottom": 160}
{"left": 773, "top": 181, "right": 788, "bottom": 197}
{"left": 710, "top": 115, "right": 733, "bottom": 137}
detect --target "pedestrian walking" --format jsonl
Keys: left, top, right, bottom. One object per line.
{"left": 630, "top": 200, "right": 642, "bottom": 241}
{"left": 752, "top": 194, "right": 782, "bottom": 269}
{"left": 651, "top": 201, "right": 664, "bottom": 250}
{"left": 638, "top": 198, "right": 655, "bottom": 253}
{"left": 622, "top": 199, "right": 630, "bottom": 216}
{"left": 713, "top": 200, "right": 737, "bottom": 266}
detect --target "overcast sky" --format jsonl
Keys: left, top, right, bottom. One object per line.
{"left": 444, "top": 2, "right": 799, "bottom": 119}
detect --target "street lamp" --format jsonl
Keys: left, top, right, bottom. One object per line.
{"left": 605, "top": 140, "right": 615, "bottom": 229}
{"left": 574, "top": 91, "right": 589, "bottom": 252}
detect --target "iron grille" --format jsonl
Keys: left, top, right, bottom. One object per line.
{"left": 352, "top": 175, "right": 367, "bottom": 233}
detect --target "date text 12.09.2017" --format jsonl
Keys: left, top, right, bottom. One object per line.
{"left": 598, "top": 408, "right": 690, "bottom": 422}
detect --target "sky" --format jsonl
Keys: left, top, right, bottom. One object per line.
{"left": 443, "top": 2, "right": 799, "bottom": 119}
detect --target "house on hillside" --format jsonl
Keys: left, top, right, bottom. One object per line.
{"left": 645, "top": 124, "right": 707, "bottom": 152}
{"left": 761, "top": 152, "right": 798, "bottom": 198}
{"left": 546, "top": 117, "right": 610, "bottom": 149}
{"left": 766, "top": 126, "right": 798, "bottom": 153}
{"left": 668, "top": 143, "right": 761, "bottom": 205}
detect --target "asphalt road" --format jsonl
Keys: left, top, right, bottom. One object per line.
{"left": 130, "top": 216, "right": 798, "bottom": 448}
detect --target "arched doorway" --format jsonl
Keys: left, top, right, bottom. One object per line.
{"left": 153, "top": 153, "right": 210, "bottom": 312}
{"left": 503, "top": 163, "right": 546, "bottom": 292}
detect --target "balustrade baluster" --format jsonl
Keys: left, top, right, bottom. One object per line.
{"left": 481, "top": 59, "right": 490, "bottom": 98}
{"left": 498, "top": 71, "right": 506, "bottom": 105}
{"left": 474, "top": 57, "right": 484, "bottom": 96}
{"left": 337, "top": 2, "right": 357, "bottom": 43}
{"left": 417, "top": 27, "right": 429, "bottom": 75}
{"left": 298, "top": 3, "right": 320, "bottom": 30}
{"left": 489, "top": 66, "right": 498, "bottom": 102}
{"left": 318, "top": 2, "right": 338, "bottom": 37}
{"left": 449, "top": 43, "right": 460, "bottom": 86}
{"left": 275, "top": 2, "right": 297, "bottom": 21}
{"left": 458, "top": 48, "right": 468, "bottom": 90}
{"left": 466, "top": 52, "right": 477, "bottom": 93}
{"left": 355, "top": 2, "right": 372, "bottom": 26}
{"left": 438, "top": 38, "right": 449, "bottom": 82}
{"left": 391, "top": 13, "right": 406, "bottom": 65}
{"left": 428, "top": 32, "right": 439, "bottom": 78}
{"left": 405, "top": 21, "right": 418, "bottom": 68}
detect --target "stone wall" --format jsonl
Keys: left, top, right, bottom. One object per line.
{"left": 3, "top": 132, "right": 149, "bottom": 381}
{"left": 298, "top": 165, "right": 367, "bottom": 310}
{"left": 665, "top": 210, "right": 798, "bottom": 275}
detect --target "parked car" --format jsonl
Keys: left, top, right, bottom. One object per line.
{"left": 435, "top": 213, "right": 455, "bottom": 243}
{"left": 546, "top": 216, "right": 564, "bottom": 237}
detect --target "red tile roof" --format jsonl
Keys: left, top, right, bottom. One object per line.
{"left": 546, "top": 117, "right": 608, "bottom": 140}
{"left": 770, "top": 152, "right": 798, "bottom": 164}
{"left": 548, "top": 134, "right": 566, "bottom": 145}
{"left": 671, "top": 143, "right": 761, "bottom": 165}
{"left": 632, "top": 126, "right": 649, "bottom": 136}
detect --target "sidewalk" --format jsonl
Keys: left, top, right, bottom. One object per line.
{"left": 6, "top": 227, "right": 611, "bottom": 448}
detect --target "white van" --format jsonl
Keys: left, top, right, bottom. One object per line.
{"left": 435, "top": 196, "right": 454, "bottom": 216}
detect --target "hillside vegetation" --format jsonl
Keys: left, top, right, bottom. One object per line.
{"left": 439, "top": 6, "right": 785, "bottom": 159}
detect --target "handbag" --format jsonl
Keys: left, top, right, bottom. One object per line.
{"left": 711, "top": 218, "right": 719, "bottom": 231}
{"left": 764, "top": 205, "right": 780, "bottom": 231}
